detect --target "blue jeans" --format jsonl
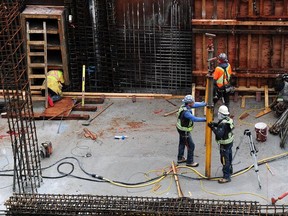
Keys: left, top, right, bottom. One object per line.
{"left": 220, "top": 142, "right": 233, "bottom": 180}
{"left": 177, "top": 129, "right": 195, "bottom": 164}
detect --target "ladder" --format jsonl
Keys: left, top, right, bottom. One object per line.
{"left": 26, "top": 21, "right": 48, "bottom": 108}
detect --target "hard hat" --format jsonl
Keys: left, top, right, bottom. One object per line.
{"left": 218, "top": 53, "right": 228, "bottom": 63}
{"left": 182, "top": 95, "right": 195, "bottom": 103}
{"left": 218, "top": 105, "right": 229, "bottom": 115}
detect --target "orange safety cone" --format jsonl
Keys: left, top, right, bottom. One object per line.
{"left": 48, "top": 95, "right": 54, "bottom": 107}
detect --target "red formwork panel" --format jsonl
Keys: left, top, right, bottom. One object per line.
{"left": 192, "top": 0, "right": 288, "bottom": 90}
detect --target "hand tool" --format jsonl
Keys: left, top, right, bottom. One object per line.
{"left": 82, "top": 102, "right": 113, "bottom": 126}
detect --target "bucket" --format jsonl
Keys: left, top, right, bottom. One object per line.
{"left": 255, "top": 122, "right": 268, "bottom": 142}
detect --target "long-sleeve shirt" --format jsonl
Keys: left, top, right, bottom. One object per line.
{"left": 183, "top": 102, "right": 206, "bottom": 122}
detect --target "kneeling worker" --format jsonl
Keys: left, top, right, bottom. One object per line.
{"left": 42, "top": 70, "right": 65, "bottom": 106}
{"left": 208, "top": 105, "right": 234, "bottom": 183}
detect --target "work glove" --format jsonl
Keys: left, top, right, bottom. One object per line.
{"left": 208, "top": 122, "right": 217, "bottom": 128}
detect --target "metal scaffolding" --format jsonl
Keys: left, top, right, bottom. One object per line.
{"left": 5, "top": 194, "right": 288, "bottom": 215}
{"left": 0, "top": 0, "right": 42, "bottom": 193}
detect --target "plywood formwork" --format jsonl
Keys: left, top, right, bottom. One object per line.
{"left": 192, "top": 0, "right": 288, "bottom": 91}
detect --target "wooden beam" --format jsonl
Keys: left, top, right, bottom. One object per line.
{"left": 248, "top": 0, "right": 253, "bottom": 16}
{"left": 247, "top": 34, "right": 251, "bottom": 68}
{"left": 192, "top": 70, "right": 282, "bottom": 78}
{"left": 192, "top": 19, "right": 288, "bottom": 26}
{"left": 241, "top": 96, "right": 246, "bottom": 108}
{"left": 172, "top": 161, "right": 184, "bottom": 198}
{"left": 192, "top": 83, "right": 196, "bottom": 115}
{"left": 164, "top": 109, "right": 178, "bottom": 117}
{"left": 258, "top": 35, "right": 262, "bottom": 68}
{"left": 63, "top": 92, "right": 179, "bottom": 98}
{"left": 264, "top": 85, "right": 269, "bottom": 108}
{"left": 195, "top": 86, "right": 274, "bottom": 92}
{"left": 202, "top": 0, "right": 206, "bottom": 19}
{"left": 281, "top": 35, "right": 285, "bottom": 68}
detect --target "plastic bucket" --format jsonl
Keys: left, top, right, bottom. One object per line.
{"left": 255, "top": 122, "right": 268, "bottom": 142}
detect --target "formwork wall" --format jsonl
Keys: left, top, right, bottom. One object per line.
{"left": 192, "top": 0, "right": 288, "bottom": 89}
{"left": 3, "top": 1, "right": 287, "bottom": 95}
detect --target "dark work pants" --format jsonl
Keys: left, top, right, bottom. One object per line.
{"left": 213, "top": 88, "right": 230, "bottom": 109}
{"left": 177, "top": 128, "right": 195, "bottom": 164}
{"left": 219, "top": 142, "right": 233, "bottom": 180}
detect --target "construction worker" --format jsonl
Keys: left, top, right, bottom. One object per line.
{"left": 208, "top": 105, "right": 234, "bottom": 183}
{"left": 176, "top": 95, "right": 206, "bottom": 167}
{"left": 41, "top": 70, "right": 65, "bottom": 106}
{"left": 213, "top": 53, "right": 234, "bottom": 109}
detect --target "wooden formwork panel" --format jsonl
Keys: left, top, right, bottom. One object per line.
{"left": 192, "top": 0, "right": 288, "bottom": 90}
{"left": 193, "top": 0, "right": 288, "bottom": 19}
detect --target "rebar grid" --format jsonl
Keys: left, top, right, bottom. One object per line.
{"left": 64, "top": 0, "right": 193, "bottom": 94}
{"left": 0, "top": 0, "right": 42, "bottom": 194}
{"left": 5, "top": 194, "right": 288, "bottom": 215}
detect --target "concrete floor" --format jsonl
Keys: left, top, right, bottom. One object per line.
{"left": 0, "top": 97, "right": 287, "bottom": 211}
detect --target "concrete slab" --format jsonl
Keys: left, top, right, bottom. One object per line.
{"left": 0, "top": 97, "right": 287, "bottom": 211}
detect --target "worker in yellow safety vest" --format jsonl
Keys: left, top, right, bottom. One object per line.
{"left": 42, "top": 70, "right": 65, "bottom": 105}
{"left": 208, "top": 105, "right": 234, "bottom": 184}
{"left": 213, "top": 53, "right": 234, "bottom": 110}
{"left": 176, "top": 95, "right": 206, "bottom": 167}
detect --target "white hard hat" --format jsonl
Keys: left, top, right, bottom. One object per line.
{"left": 218, "top": 105, "right": 229, "bottom": 115}
{"left": 182, "top": 95, "right": 195, "bottom": 103}
{"left": 218, "top": 53, "right": 228, "bottom": 63}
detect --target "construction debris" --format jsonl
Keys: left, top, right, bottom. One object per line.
{"left": 269, "top": 108, "right": 288, "bottom": 148}
{"left": 83, "top": 128, "right": 97, "bottom": 140}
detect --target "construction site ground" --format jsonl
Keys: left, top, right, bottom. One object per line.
{"left": 0, "top": 96, "right": 287, "bottom": 210}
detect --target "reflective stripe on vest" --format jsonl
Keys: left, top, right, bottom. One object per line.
{"left": 216, "top": 65, "right": 231, "bottom": 87}
{"left": 176, "top": 105, "right": 194, "bottom": 132}
{"left": 217, "top": 118, "right": 234, "bottom": 145}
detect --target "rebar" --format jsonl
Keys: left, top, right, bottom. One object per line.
{"left": 0, "top": 0, "right": 42, "bottom": 193}
{"left": 8, "top": 194, "right": 288, "bottom": 215}
{"left": 64, "top": 0, "right": 193, "bottom": 94}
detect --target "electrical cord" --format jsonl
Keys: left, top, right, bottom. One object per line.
{"left": 0, "top": 153, "right": 287, "bottom": 191}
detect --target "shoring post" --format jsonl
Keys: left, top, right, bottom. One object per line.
{"left": 205, "top": 33, "right": 216, "bottom": 178}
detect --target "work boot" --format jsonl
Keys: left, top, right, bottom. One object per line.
{"left": 186, "top": 162, "right": 199, "bottom": 167}
{"left": 177, "top": 157, "right": 187, "bottom": 164}
{"left": 218, "top": 178, "right": 231, "bottom": 184}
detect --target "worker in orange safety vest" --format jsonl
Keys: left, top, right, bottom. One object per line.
{"left": 41, "top": 70, "right": 65, "bottom": 106}
{"left": 213, "top": 53, "right": 234, "bottom": 110}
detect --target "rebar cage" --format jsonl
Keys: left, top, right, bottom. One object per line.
{"left": 5, "top": 194, "right": 288, "bottom": 215}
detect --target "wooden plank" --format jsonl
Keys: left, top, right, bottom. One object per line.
{"left": 73, "top": 105, "right": 97, "bottom": 112}
{"left": 258, "top": 35, "right": 262, "bottom": 68}
{"left": 195, "top": 85, "right": 274, "bottom": 92}
{"left": 76, "top": 98, "right": 105, "bottom": 104}
{"left": 63, "top": 92, "right": 175, "bottom": 98}
{"left": 164, "top": 109, "right": 178, "bottom": 117}
{"left": 172, "top": 161, "right": 184, "bottom": 198}
{"left": 192, "top": 70, "right": 281, "bottom": 77}
{"left": 248, "top": 0, "right": 253, "bottom": 16}
{"left": 191, "top": 83, "right": 196, "bottom": 115}
{"left": 1, "top": 113, "right": 89, "bottom": 120}
{"left": 241, "top": 96, "right": 246, "bottom": 108}
{"left": 202, "top": 0, "right": 206, "bottom": 18}
{"left": 192, "top": 19, "right": 288, "bottom": 26}
{"left": 59, "top": 14, "right": 70, "bottom": 85}
{"left": 43, "top": 97, "right": 75, "bottom": 117}
{"left": 264, "top": 85, "right": 269, "bottom": 108}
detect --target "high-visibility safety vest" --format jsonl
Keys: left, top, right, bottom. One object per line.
{"left": 216, "top": 118, "right": 234, "bottom": 145}
{"left": 214, "top": 64, "right": 232, "bottom": 88}
{"left": 43, "top": 70, "right": 64, "bottom": 95}
{"left": 176, "top": 105, "right": 194, "bottom": 132}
